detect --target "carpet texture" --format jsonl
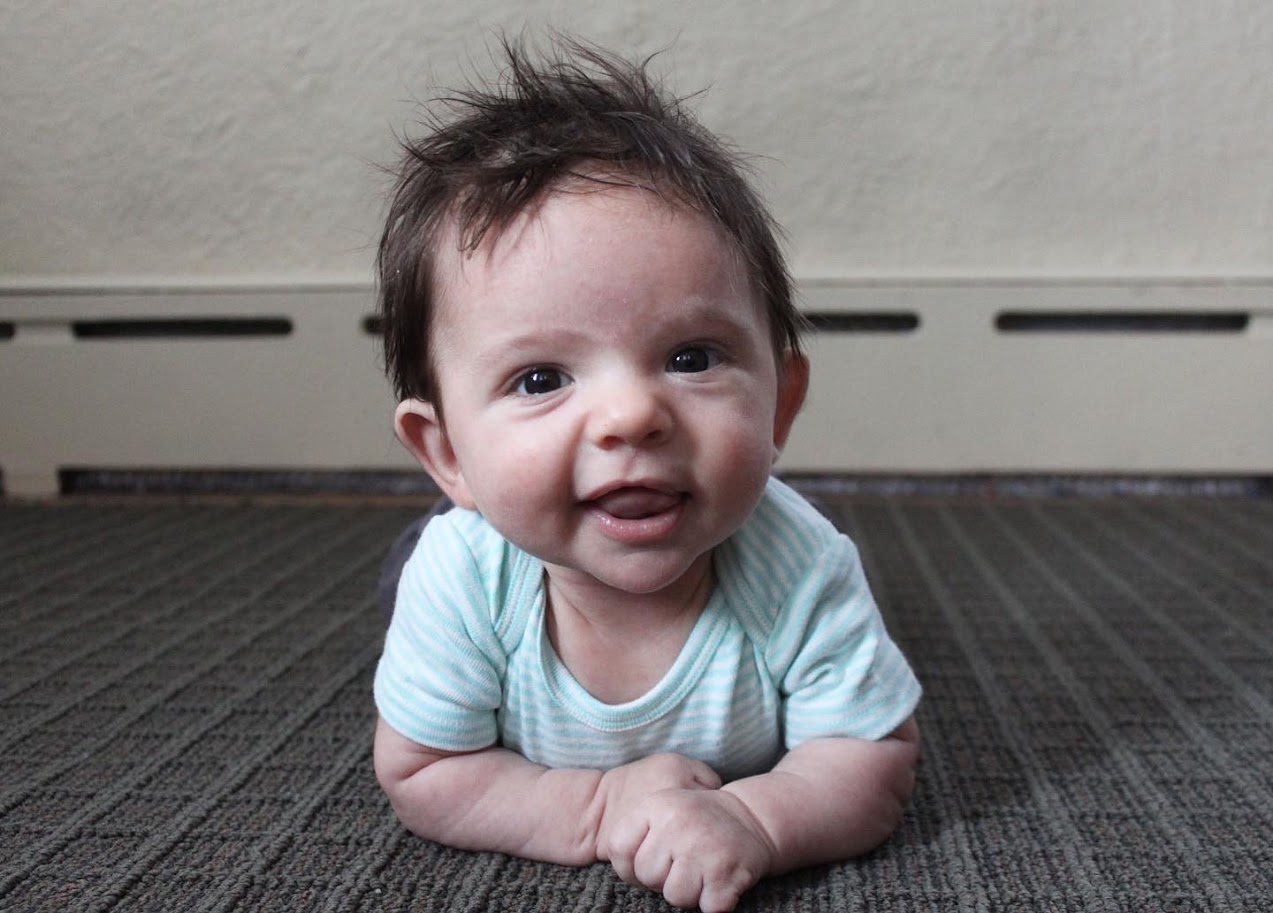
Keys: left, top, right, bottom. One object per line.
{"left": 1, "top": 491, "right": 1270, "bottom": 911}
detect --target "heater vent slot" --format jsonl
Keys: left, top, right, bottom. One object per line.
{"left": 805, "top": 311, "right": 920, "bottom": 333}
{"left": 995, "top": 311, "right": 1249, "bottom": 334}
{"left": 72, "top": 317, "right": 293, "bottom": 340}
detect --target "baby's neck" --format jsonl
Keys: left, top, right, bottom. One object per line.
{"left": 543, "top": 554, "right": 715, "bottom": 705}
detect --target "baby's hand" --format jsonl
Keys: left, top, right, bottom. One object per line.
{"left": 596, "top": 753, "right": 720, "bottom": 849}
{"left": 601, "top": 788, "right": 777, "bottom": 913}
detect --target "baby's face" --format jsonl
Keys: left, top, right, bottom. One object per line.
{"left": 426, "top": 184, "right": 805, "bottom": 597}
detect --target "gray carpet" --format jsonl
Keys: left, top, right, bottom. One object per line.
{"left": 1, "top": 491, "right": 1271, "bottom": 911}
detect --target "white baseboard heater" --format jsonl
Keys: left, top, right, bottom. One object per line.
{"left": 2, "top": 279, "right": 1271, "bottom": 497}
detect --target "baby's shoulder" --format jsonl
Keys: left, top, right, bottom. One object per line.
{"left": 716, "top": 478, "right": 847, "bottom": 630}
{"left": 407, "top": 507, "right": 543, "bottom": 640}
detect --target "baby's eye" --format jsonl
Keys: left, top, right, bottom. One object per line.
{"left": 666, "top": 346, "right": 721, "bottom": 374}
{"left": 514, "top": 367, "right": 570, "bottom": 396}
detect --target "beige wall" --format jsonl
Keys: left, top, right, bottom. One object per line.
{"left": 3, "top": 2, "right": 1271, "bottom": 493}
{"left": 3, "top": 0, "right": 1272, "bottom": 284}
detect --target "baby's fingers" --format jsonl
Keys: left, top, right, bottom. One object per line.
{"left": 694, "top": 875, "right": 749, "bottom": 913}
{"left": 601, "top": 817, "right": 649, "bottom": 886}
{"left": 658, "top": 857, "right": 747, "bottom": 913}
{"left": 660, "top": 862, "right": 706, "bottom": 911}
{"left": 631, "top": 834, "right": 676, "bottom": 894}
{"left": 687, "top": 758, "right": 722, "bottom": 790}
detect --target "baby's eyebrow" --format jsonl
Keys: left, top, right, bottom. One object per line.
{"left": 470, "top": 297, "right": 763, "bottom": 363}
{"left": 476, "top": 327, "right": 590, "bottom": 362}
{"left": 661, "top": 299, "right": 765, "bottom": 339}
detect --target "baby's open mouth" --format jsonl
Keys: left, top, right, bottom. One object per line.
{"left": 590, "top": 487, "right": 683, "bottom": 520}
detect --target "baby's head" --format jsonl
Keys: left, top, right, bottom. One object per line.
{"left": 377, "top": 35, "right": 805, "bottom": 411}
{"left": 379, "top": 36, "right": 810, "bottom": 593}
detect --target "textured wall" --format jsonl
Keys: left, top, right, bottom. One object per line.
{"left": 3, "top": 0, "right": 1271, "bottom": 282}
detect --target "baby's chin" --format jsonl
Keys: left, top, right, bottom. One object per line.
{"left": 543, "top": 549, "right": 716, "bottom": 599}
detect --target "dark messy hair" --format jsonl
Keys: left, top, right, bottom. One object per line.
{"left": 377, "top": 34, "right": 804, "bottom": 406}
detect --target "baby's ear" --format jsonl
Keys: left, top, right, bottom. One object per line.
{"left": 394, "top": 399, "right": 476, "bottom": 510}
{"left": 772, "top": 349, "right": 810, "bottom": 455}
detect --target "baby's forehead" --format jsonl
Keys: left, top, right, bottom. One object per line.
{"left": 447, "top": 176, "right": 719, "bottom": 254}
{"left": 432, "top": 180, "right": 750, "bottom": 300}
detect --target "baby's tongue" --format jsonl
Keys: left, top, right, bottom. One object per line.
{"left": 593, "top": 487, "right": 680, "bottom": 520}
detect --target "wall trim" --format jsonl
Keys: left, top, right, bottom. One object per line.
{"left": 3, "top": 278, "right": 1272, "bottom": 497}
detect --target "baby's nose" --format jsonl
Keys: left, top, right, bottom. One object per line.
{"left": 589, "top": 379, "right": 673, "bottom": 448}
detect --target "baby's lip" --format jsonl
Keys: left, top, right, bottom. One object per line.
{"left": 584, "top": 483, "right": 684, "bottom": 520}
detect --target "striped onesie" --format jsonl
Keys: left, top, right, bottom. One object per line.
{"left": 374, "top": 477, "right": 921, "bottom": 782}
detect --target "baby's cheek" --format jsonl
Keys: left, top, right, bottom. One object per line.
{"left": 474, "top": 441, "right": 572, "bottom": 524}
{"left": 718, "top": 412, "right": 780, "bottom": 472}
{"left": 708, "top": 429, "right": 777, "bottom": 515}
{"left": 484, "top": 435, "right": 562, "bottom": 489}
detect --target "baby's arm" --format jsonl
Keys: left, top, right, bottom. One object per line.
{"left": 723, "top": 716, "right": 920, "bottom": 867}
{"left": 601, "top": 717, "right": 920, "bottom": 913}
{"left": 373, "top": 716, "right": 721, "bottom": 866}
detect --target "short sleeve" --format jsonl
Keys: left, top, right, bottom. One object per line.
{"left": 768, "top": 534, "right": 922, "bottom": 746}
{"left": 373, "top": 511, "right": 507, "bottom": 752}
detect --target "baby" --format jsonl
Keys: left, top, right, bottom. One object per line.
{"left": 372, "top": 36, "right": 921, "bottom": 913}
